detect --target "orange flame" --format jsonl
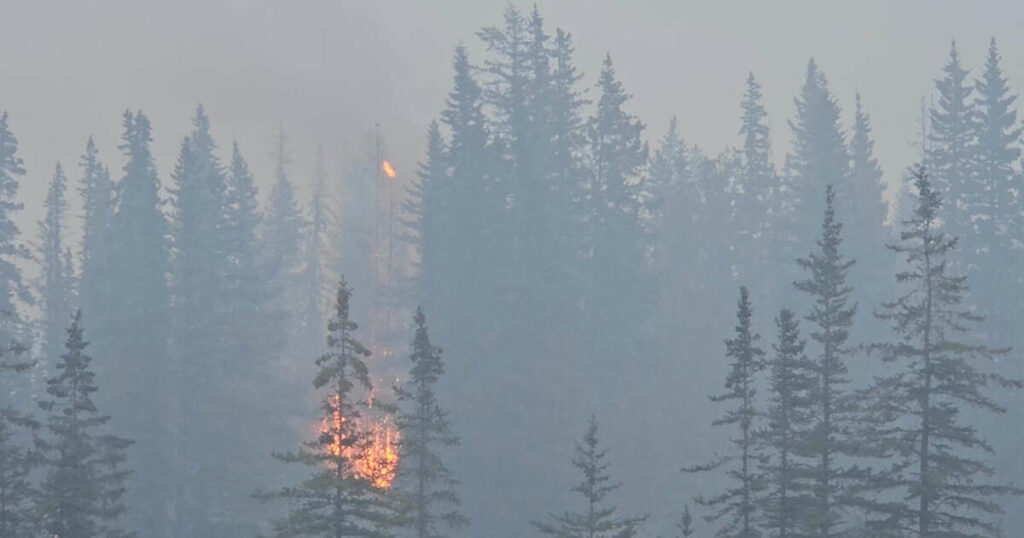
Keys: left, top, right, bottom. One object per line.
{"left": 381, "top": 160, "right": 397, "bottom": 179}
{"left": 320, "top": 395, "right": 399, "bottom": 490}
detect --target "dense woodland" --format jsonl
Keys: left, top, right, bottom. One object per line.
{"left": 2, "top": 4, "right": 1024, "bottom": 538}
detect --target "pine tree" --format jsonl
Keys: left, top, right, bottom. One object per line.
{"left": 687, "top": 287, "right": 766, "bottom": 538}
{"left": 264, "top": 127, "right": 306, "bottom": 346}
{"left": 863, "top": 165, "right": 1020, "bottom": 538}
{"left": 301, "top": 147, "right": 330, "bottom": 354}
{"left": 927, "top": 41, "right": 976, "bottom": 240}
{"left": 38, "top": 163, "right": 74, "bottom": 371}
{"left": 532, "top": 415, "right": 646, "bottom": 538}
{"left": 735, "top": 72, "right": 775, "bottom": 248}
{"left": 583, "top": 54, "right": 650, "bottom": 369}
{"left": 77, "top": 137, "right": 115, "bottom": 355}
{"left": 848, "top": 93, "right": 889, "bottom": 244}
{"left": 786, "top": 60, "right": 849, "bottom": 248}
{"left": 760, "top": 309, "right": 813, "bottom": 538}
{"left": 36, "top": 310, "right": 133, "bottom": 538}
{"left": 105, "top": 109, "right": 171, "bottom": 536}
{"left": 793, "top": 185, "right": 866, "bottom": 538}
{"left": 0, "top": 112, "right": 30, "bottom": 347}
{"left": 970, "top": 39, "right": 1021, "bottom": 325}
{"left": 393, "top": 307, "right": 467, "bottom": 538}
{"left": 678, "top": 505, "right": 695, "bottom": 538}
{"left": 0, "top": 335, "right": 33, "bottom": 538}
{"left": 258, "top": 279, "right": 393, "bottom": 537}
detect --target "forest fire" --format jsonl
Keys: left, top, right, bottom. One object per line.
{"left": 320, "top": 395, "right": 400, "bottom": 490}
{"left": 381, "top": 160, "right": 397, "bottom": 179}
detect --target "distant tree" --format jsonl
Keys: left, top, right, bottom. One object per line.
{"left": 36, "top": 310, "right": 133, "bottom": 538}
{"left": 848, "top": 92, "right": 889, "bottom": 267}
{"left": 300, "top": 147, "right": 330, "bottom": 354}
{"left": 863, "top": 166, "right": 1021, "bottom": 538}
{"left": 677, "top": 505, "right": 695, "bottom": 538}
{"left": 393, "top": 307, "right": 467, "bottom": 538}
{"left": 760, "top": 308, "right": 813, "bottom": 538}
{"left": 686, "top": 287, "right": 766, "bottom": 538}
{"left": 105, "top": 109, "right": 171, "bottom": 536}
{"left": 258, "top": 279, "right": 393, "bottom": 537}
{"left": 0, "top": 112, "right": 31, "bottom": 347}
{"left": 785, "top": 60, "right": 849, "bottom": 250}
{"left": 532, "top": 415, "right": 646, "bottom": 538}
{"left": 77, "top": 138, "right": 115, "bottom": 356}
{"left": 38, "top": 163, "right": 74, "bottom": 371}
{"left": 734, "top": 72, "right": 775, "bottom": 253}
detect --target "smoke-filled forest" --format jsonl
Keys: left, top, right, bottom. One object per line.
{"left": 4, "top": 2, "right": 1024, "bottom": 538}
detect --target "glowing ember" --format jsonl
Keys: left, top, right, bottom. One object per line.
{"left": 381, "top": 160, "right": 397, "bottom": 179}
{"left": 320, "top": 395, "right": 400, "bottom": 489}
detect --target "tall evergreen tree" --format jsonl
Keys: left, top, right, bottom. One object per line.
{"left": 36, "top": 310, "right": 133, "bottom": 538}
{"left": 927, "top": 41, "right": 976, "bottom": 240}
{"left": 0, "top": 112, "right": 30, "bottom": 348}
{"left": 863, "top": 166, "right": 1020, "bottom": 538}
{"left": 77, "top": 137, "right": 115, "bottom": 355}
{"left": 786, "top": 60, "right": 849, "bottom": 248}
{"left": 848, "top": 93, "right": 889, "bottom": 241}
{"left": 760, "top": 308, "right": 813, "bottom": 538}
{"left": 532, "top": 415, "right": 646, "bottom": 538}
{"left": 301, "top": 148, "right": 330, "bottom": 354}
{"left": 38, "top": 163, "right": 74, "bottom": 371}
{"left": 105, "top": 109, "right": 171, "bottom": 537}
{"left": 393, "top": 307, "right": 467, "bottom": 538}
{"left": 735, "top": 72, "right": 775, "bottom": 249}
{"left": 583, "top": 54, "right": 650, "bottom": 369}
{"left": 677, "top": 505, "right": 695, "bottom": 538}
{"left": 0, "top": 332, "right": 33, "bottom": 538}
{"left": 793, "top": 186, "right": 866, "bottom": 538}
{"left": 258, "top": 279, "right": 393, "bottom": 537}
{"left": 264, "top": 128, "right": 306, "bottom": 349}
{"left": 687, "top": 287, "right": 766, "bottom": 538}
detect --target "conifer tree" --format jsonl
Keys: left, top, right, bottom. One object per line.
{"left": 583, "top": 54, "right": 650, "bottom": 368}
{"left": 677, "top": 505, "right": 695, "bottom": 538}
{"left": 793, "top": 185, "right": 866, "bottom": 538}
{"left": 927, "top": 41, "right": 976, "bottom": 240}
{"left": 301, "top": 148, "right": 330, "bottom": 353}
{"left": 760, "top": 308, "right": 813, "bottom": 538}
{"left": 259, "top": 279, "right": 393, "bottom": 537}
{"left": 77, "top": 137, "right": 115, "bottom": 352}
{"left": 405, "top": 121, "right": 446, "bottom": 310}
{"left": 36, "top": 310, "right": 133, "bottom": 538}
{"left": 38, "top": 163, "right": 74, "bottom": 370}
{"left": 264, "top": 128, "right": 307, "bottom": 344}
{"left": 735, "top": 72, "right": 775, "bottom": 249}
{"left": 393, "top": 307, "right": 467, "bottom": 538}
{"left": 105, "top": 109, "right": 171, "bottom": 536}
{"left": 0, "top": 335, "right": 33, "bottom": 538}
{"left": 687, "top": 287, "right": 766, "bottom": 538}
{"left": 532, "top": 415, "right": 646, "bottom": 538}
{"left": 0, "top": 112, "right": 30, "bottom": 346}
{"left": 848, "top": 93, "right": 889, "bottom": 245}
{"left": 863, "top": 166, "right": 1020, "bottom": 538}
{"left": 786, "top": 60, "right": 849, "bottom": 248}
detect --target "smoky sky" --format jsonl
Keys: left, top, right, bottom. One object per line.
{"left": 3, "top": 0, "right": 1024, "bottom": 248}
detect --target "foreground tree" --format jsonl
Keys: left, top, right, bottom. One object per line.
{"left": 258, "top": 279, "right": 393, "bottom": 537}
{"left": 36, "top": 310, "right": 133, "bottom": 538}
{"left": 393, "top": 307, "right": 467, "bottom": 538}
{"left": 793, "top": 186, "right": 868, "bottom": 537}
{"left": 863, "top": 166, "right": 1020, "bottom": 537}
{"left": 686, "top": 287, "right": 766, "bottom": 538}
{"left": 760, "top": 309, "right": 813, "bottom": 538}
{"left": 533, "top": 415, "right": 645, "bottom": 538}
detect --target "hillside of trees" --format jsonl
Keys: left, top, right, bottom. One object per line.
{"left": 1, "top": 4, "right": 1024, "bottom": 538}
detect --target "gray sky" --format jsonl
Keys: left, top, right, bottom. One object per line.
{"left": 3, "top": 0, "right": 1024, "bottom": 243}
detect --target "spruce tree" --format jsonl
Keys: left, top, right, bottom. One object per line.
{"left": 77, "top": 137, "right": 115, "bottom": 356}
{"left": 393, "top": 307, "right": 467, "bottom": 538}
{"left": 301, "top": 148, "right": 330, "bottom": 354}
{"left": 259, "top": 279, "right": 393, "bottom": 537}
{"left": 864, "top": 166, "right": 1020, "bottom": 538}
{"left": 264, "top": 127, "right": 307, "bottom": 347}
{"left": 105, "top": 109, "right": 171, "bottom": 536}
{"left": 532, "top": 415, "right": 646, "bottom": 538}
{"left": 583, "top": 54, "right": 650, "bottom": 371}
{"left": 760, "top": 308, "right": 813, "bottom": 538}
{"left": 686, "top": 287, "right": 766, "bottom": 538}
{"left": 735, "top": 72, "right": 775, "bottom": 250}
{"left": 786, "top": 60, "right": 849, "bottom": 248}
{"left": 677, "top": 505, "right": 695, "bottom": 538}
{"left": 927, "top": 41, "right": 976, "bottom": 240}
{"left": 38, "top": 163, "right": 74, "bottom": 371}
{"left": 848, "top": 93, "right": 889, "bottom": 246}
{"left": 793, "top": 185, "right": 866, "bottom": 538}
{"left": 0, "top": 336, "right": 33, "bottom": 538}
{"left": 36, "top": 310, "right": 133, "bottom": 538}
{"left": 0, "top": 112, "right": 30, "bottom": 347}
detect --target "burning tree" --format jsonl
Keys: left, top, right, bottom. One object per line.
{"left": 258, "top": 278, "right": 395, "bottom": 537}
